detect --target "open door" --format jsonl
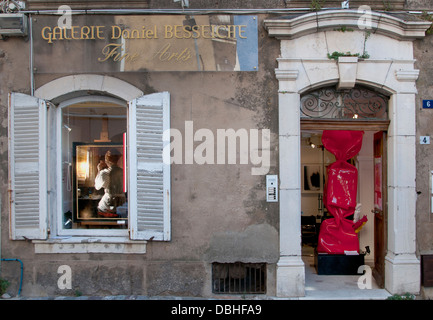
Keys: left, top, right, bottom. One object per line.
{"left": 372, "top": 131, "right": 387, "bottom": 288}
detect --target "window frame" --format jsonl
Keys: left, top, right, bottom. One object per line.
{"left": 55, "top": 96, "right": 129, "bottom": 237}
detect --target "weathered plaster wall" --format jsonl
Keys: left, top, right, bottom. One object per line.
{"left": 0, "top": 36, "right": 33, "bottom": 297}
{"left": 0, "top": 14, "right": 281, "bottom": 297}
{"left": 414, "top": 32, "right": 433, "bottom": 256}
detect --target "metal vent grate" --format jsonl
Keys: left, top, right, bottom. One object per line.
{"left": 212, "top": 262, "right": 266, "bottom": 294}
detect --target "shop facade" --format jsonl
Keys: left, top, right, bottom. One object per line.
{"left": 1, "top": 1, "right": 433, "bottom": 298}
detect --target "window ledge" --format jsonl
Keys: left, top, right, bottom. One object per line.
{"left": 33, "top": 237, "right": 147, "bottom": 254}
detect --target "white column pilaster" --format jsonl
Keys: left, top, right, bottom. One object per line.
{"left": 276, "top": 69, "right": 305, "bottom": 297}
{"left": 385, "top": 92, "right": 420, "bottom": 294}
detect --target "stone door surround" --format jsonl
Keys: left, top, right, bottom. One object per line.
{"left": 264, "top": 9, "right": 431, "bottom": 297}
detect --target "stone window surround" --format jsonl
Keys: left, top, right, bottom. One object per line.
{"left": 264, "top": 9, "right": 431, "bottom": 297}
{"left": 33, "top": 74, "right": 147, "bottom": 254}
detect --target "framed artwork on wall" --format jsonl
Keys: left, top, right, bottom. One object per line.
{"left": 302, "top": 164, "right": 323, "bottom": 193}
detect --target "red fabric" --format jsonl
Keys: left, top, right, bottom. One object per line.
{"left": 324, "top": 161, "right": 358, "bottom": 210}
{"left": 317, "top": 130, "right": 364, "bottom": 254}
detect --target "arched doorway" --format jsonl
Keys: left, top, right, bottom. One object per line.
{"left": 299, "top": 84, "right": 389, "bottom": 288}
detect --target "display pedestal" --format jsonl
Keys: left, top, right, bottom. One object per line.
{"left": 315, "top": 250, "right": 365, "bottom": 275}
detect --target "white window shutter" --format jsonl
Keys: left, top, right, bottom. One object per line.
{"left": 129, "top": 92, "right": 171, "bottom": 241}
{"left": 9, "top": 93, "right": 48, "bottom": 240}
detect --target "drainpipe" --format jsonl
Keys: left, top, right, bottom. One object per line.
{"left": 0, "top": 198, "right": 23, "bottom": 297}
{"left": 29, "top": 13, "right": 34, "bottom": 95}
{"left": 0, "top": 197, "right": 2, "bottom": 273}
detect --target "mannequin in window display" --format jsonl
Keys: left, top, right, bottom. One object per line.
{"left": 94, "top": 149, "right": 125, "bottom": 218}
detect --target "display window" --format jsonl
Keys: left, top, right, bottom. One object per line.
{"left": 61, "top": 101, "right": 128, "bottom": 230}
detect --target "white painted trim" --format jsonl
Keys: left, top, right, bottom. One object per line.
{"left": 128, "top": 98, "right": 138, "bottom": 238}
{"left": 58, "top": 96, "right": 126, "bottom": 109}
{"left": 34, "top": 74, "right": 144, "bottom": 102}
{"left": 162, "top": 92, "right": 171, "bottom": 241}
{"left": 34, "top": 237, "right": 147, "bottom": 254}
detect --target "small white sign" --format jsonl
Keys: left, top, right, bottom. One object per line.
{"left": 420, "top": 136, "right": 430, "bottom": 145}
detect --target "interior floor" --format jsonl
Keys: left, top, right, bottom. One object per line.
{"left": 301, "top": 244, "right": 390, "bottom": 299}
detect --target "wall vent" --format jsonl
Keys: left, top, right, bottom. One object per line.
{"left": 0, "top": 13, "right": 27, "bottom": 37}
{"left": 212, "top": 262, "right": 266, "bottom": 294}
